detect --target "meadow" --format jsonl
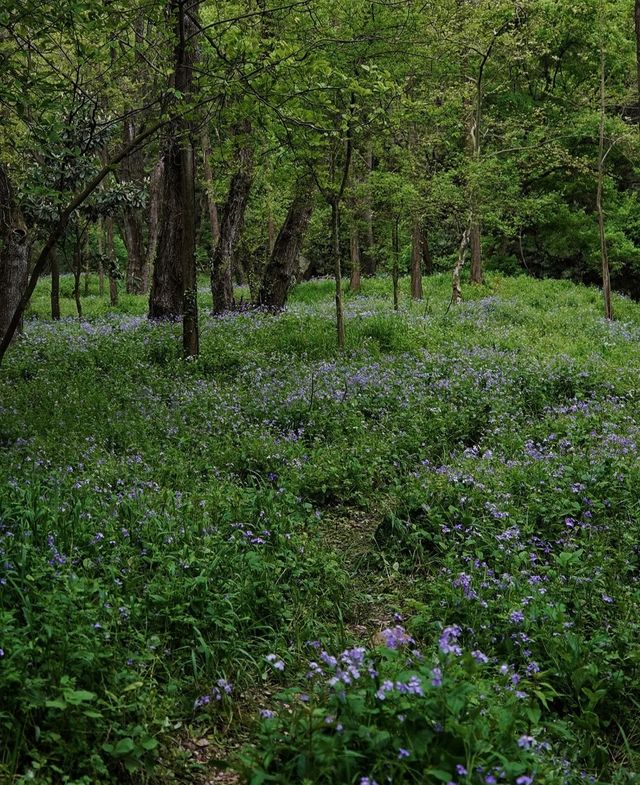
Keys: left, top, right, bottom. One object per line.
{"left": 1, "top": 274, "right": 640, "bottom": 785}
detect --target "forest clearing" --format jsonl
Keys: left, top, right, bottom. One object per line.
{"left": 2, "top": 274, "right": 640, "bottom": 784}
{"left": 3, "top": 0, "right": 640, "bottom": 783}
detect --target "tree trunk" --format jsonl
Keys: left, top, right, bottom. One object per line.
{"left": 211, "top": 124, "right": 253, "bottom": 314}
{"left": 119, "top": 18, "right": 150, "bottom": 295}
{"left": 149, "top": 1, "right": 199, "bottom": 323}
{"left": 148, "top": 141, "right": 185, "bottom": 318}
{"left": 391, "top": 219, "right": 400, "bottom": 311}
{"left": 422, "top": 224, "right": 433, "bottom": 275}
{"left": 145, "top": 157, "right": 164, "bottom": 284}
{"left": 452, "top": 227, "right": 471, "bottom": 305}
{"left": 201, "top": 131, "right": 220, "bottom": 248}
{"left": 50, "top": 245, "right": 61, "bottom": 319}
{"left": 361, "top": 144, "right": 376, "bottom": 276}
{"left": 98, "top": 256, "right": 105, "bottom": 297}
{"left": 106, "top": 218, "right": 118, "bottom": 307}
{"left": 175, "top": 1, "right": 199, "bottom": 356}
{"left": 0, "top": 165, "right": 29, "bottom": 343}
{"left": 120, "top": 199, "right": 147, "bottom": 294}
{"left": 73, "top": 235, "right": 83, "bottom": 319}
{"left": 410, "top": 221, "right": 423, "bottom": 300}
{"left": 470, "top": 219, "right": 482, "bottom": 283}
{"left": 267, "top": 204, "right": 275, "bottom": 255}
{"left": 349, "top": 224, "right": 361, "bottom": 293}
{"left": 635, "top": 0, "right": 640, "bottom": 103}
{"left": 332, "top": 198, "right": 345, "bottom": 348}
{"left": 598, "top": 46, "right": 612, "bottom": 321}
{"left": 258, "top": 182, "right": 314, "bottom": 309}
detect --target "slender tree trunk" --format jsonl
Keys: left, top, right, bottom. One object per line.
{"left": 0, "top": 165, "right": 29, "bottom": 342}
{"left": 258, "top": 182, "right": 314, "bottom": 308}
{"left": 175, "top": 1, "right": 199, "bottom": 357}
{"left": 349, "top": 224, "right": 361, "bottom": 293}
{"left": 635, "top": 0, "right": 640, "bottom": 102}
{"left": 119, "top": 118, "right": 147, "bottom": 295}
{"left": 73, "top": 236, "right": 83, "bottom": 319}
{"left": 361, "top": 144, "right": 376, "bottom": 276}
{"left": 422, "top": 224, "right": 433, "bottom": 275}
{"left": 469, "top": 52, "right": 487, "bottom": 285}
{"left": 50, "top": 245, "right": 61, "bottom": 319}
{"left": 211, "top": 124, "right": 253, "bottom": 314}
{"left": 331, "top": 198, "right": 345, "bottom": 348}
{"left": 98, "top": 257, "right": 105, "bottom": 297}
{"left": 598, "top": 45, "right": 612, "bottom": 321}
{"left": 119, "top": 18, "right": 150, "bottom": 295}
{"left": 201, "top": 131, "right": 220, "bottom": 248}
{"left": 106, "top": 218, "right": 118, "bottom": 307}
{"left": 392, "top": 219, "right": 400, "bottom": 311}
{"left": 469, "top": 220, "right": 482, "bottom": 283}
{"left": 452, "top": 227, "right": 471, "bottom": 305}
{"left": 181, "top": 139, "right": 198, "bottom": 356}
{"left": 84, "top": 258, "right": 90, "bottom": 297}
{"left": 410, "top": 221, "right": 423, "bottom": 300}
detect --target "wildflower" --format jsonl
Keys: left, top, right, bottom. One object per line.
{"left": 516, "top": 777, "right": 533, "bottom": 785}
{"left": 510, "top": 610, "right": 525, "bottom": 624}
{"left": 398, "top": 748, "right": 410, "bottom": 759}
{"left": 456, "top": 764, "right": 468, "bottom": 776}
{"left": 266, "top": 653, "right": 285, "bottom": 671}
{"left": 518, "top": 735, "right": 535, "bottom": 749}
{"left": 601, "top": 594, "right": 614, "bottom": 603}
{"left": 431, "top": 667, "right": 443, "bottom": 687}
{"left": 439, "top": 625, "right": 463, "bottom": 656}
{"left": 259, "top": 709, "right": 275, "bottom": 719}
{"left": 379, "top": 625, "right": 414, "bottom": 649}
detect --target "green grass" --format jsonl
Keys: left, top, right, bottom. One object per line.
{"left": 2, "top": 273, "right": 640, "bottom": 784}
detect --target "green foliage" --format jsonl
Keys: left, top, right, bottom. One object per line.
{"left": 3, "top": 275, "right": 640, "bottom": 783}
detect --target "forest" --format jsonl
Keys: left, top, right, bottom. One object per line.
{"left": 2, "top": 1, "right": 640, "bottom": 784}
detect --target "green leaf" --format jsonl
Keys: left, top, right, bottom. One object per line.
{"left": 113, "top": 737, "right": 135, "bottom": 757}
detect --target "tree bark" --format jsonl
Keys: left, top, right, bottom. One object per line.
{"left": 635, "top": 0, "right": 640, "bottom": 103}
{"left": 598, "top": 46, "right": 612, "bottom": 321}
{"left": 211, "top": 123, "right": 253, "bottom": 314}
{"left": 331, "top": 197, "right": 345, "bottom": 348}
{"left": 72, "top": 232, "right": 83, "bottom": 319}
{"left": 452, "top": 227, "right": 471, "bottom": 305}
{"left": 106, "top": 218, "right": 118, "bottom": 307}
{"left": 120, "top": 117, "right": 148, "bottom": 294}
{"left": 361, "top": 143, "right": 376, "bottom": 276}
{"left": 50, "top": 245, "right": 61, "bottom": 319}
{"left": 410, "top": 221, "right": 423, "bottom": 299}
{"left": 391, "top": 219, "right": 400, "bottom": 311}
{"left": 0, "top": 165, "right": 29, "bottom": 342}
{"left": 349, "top": 224, "right": 361, "bottom": 293}
{"left": 145, "top": 157, "right": 164, "bottom": 283}
{"left": 469, "top": 219, "right": 482, "bottom": 283}
{"left": 201, "top": 130, "right": 220, "bottom": 248}
{"left": 258, "top": 181, "right": 314, "bottom": 309}
{"left": 422, "top": 223, "right": 433, "bottom": 275}
{"left": 148, "top": 1, "right": 199, "bottom": 324}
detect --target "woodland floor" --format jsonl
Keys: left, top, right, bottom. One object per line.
{"left": 2, "top": 273, "right": 640, "bottom": 785}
